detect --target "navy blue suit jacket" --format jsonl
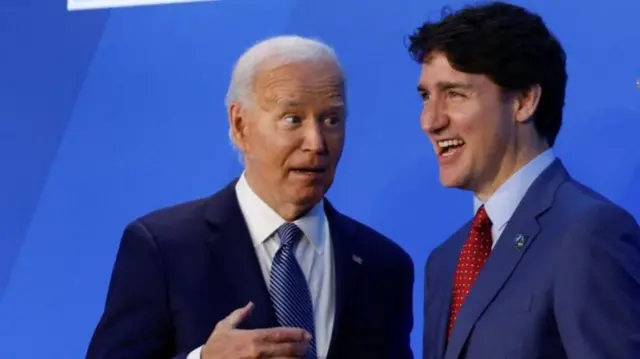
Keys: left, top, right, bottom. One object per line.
{"left": 86, "top": 180, "right": 414, "bottom": 359}
{"left": 423, "top": 160, "right": 640, "bottom": 359}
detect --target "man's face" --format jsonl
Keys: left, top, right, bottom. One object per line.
{"left": 230, "top": 60, "right": 346, "bottom": 213}
{"left": 417, "top": 53, "right": 521, "bottom": 198}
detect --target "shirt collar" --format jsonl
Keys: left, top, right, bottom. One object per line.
{"left": 473, "top": 149, "right": 556, "bottom": 230}
{"left": 235, "top": 173, "right": 326, "bottom": 253}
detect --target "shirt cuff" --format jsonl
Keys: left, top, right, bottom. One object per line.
{"left": 186, "top": 345, "right": 203, "bottom": 359}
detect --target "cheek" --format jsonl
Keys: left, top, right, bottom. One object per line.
{"left": 326, "top": 131, "right": 345, "bottom": 154}
{"left": 469, "top": 124, "right": 510, "bottom": 164}
{"left": 448, "top": 107, "right": 480, "bottom": 139}
{"left": 273, "top": 142, "right": 310, "bottom": 176}
{"left": 449, "top": 108, "right": 498, "bottom": 157}
{"left": 246, "top": 134, "right": 288, "bottom": 170}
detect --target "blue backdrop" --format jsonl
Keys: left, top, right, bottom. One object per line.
{"left": 1, "top": 0, "right": 639, "bottom": 357}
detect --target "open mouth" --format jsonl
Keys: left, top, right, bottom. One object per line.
{"left": 291, "top": 167, "right": 327, "bottom": 175}
{"left": 437, "top": 139, "right": 465, "bottom": 156}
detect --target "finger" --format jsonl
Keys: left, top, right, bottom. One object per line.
{"left": 252, "top": 341, "right": 308, "bottom": 358}
{"left": 253, "top": 327, "right": 312, "bottom": 343}
{"left": 221, "top": 302, "right": 254, "bottom": 329}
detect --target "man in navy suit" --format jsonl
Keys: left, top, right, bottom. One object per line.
{"left": 86, "top": 35, "right": 414, "bottom": 359}
{"left": 407, "top": 2, "right": 640, "bottom": 359}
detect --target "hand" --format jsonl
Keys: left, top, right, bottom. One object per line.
{"left": 201, "top": 302, "right": 312, "bottom": 359}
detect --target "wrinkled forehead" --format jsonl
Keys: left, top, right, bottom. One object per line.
{"left": 253, "top": 61, "right": 346, "bottom": 109}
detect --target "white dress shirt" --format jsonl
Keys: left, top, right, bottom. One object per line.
{"left": 473, "top": 149, "right": 556, "bottom": 247}
{"left": 188, "top": 174, "right": 335, "bottom": 359}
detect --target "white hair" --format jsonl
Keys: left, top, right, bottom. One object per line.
{"left": 226, "top": 35, "right": 344, "bottom": 162}
{"left": 225, "top": 35, "right": 344, "bottom": 110}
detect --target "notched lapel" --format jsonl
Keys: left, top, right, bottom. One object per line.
{"left": 202, "top": 181, "right": 277, "bottom": 330}
{"left": 324, "top": 201, "right": 360, "bottom": 358}
{"left": 445, "top": 160, "right": 569, "bottom": 359}
{"left": 445, "top": 214, "right": 541, "bottom": 359}
{"left": 428, "top": 223, "right": 472, "bottom": 359}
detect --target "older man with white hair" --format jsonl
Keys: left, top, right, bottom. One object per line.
{"left": 86, "top": 35, "right": 415, "bottom": 359}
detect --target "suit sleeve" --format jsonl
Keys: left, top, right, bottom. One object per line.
{"left": 391, "top": 251, "right": 415, "bottom": 359}
{"left": 86, "top": 221, "right": 183, "bottom": 359}
{"left": 422, "top": 247, "right": 438, "bottom": 359}
{"left": 554, "top": 205, "right": 640, "bottom": 358}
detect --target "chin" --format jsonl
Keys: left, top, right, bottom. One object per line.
{"left": 292, "top": 186, "right": 326, "bottom": 205}
{"left": 439, "top": 170, "right": 468, "bottom": 189}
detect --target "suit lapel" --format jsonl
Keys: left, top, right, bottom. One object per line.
{"left": 202, "top": 180, "right": 278, "bottom": 329}
{"left": 201, "top": 184, "right": 363, "bottom": 350}
{"left": 324, "top": 200, "right": 360, "bottom": 359}
{"left": 445, "top": 160, "right": 569, "bottom": 359}
{"left": 430, "top": 223, "right": 471, "bottom": 359}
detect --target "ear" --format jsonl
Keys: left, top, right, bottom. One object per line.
{"left": 228, "top": 102, "right": 250, "bottom": 153}
{"left": 513, "top": 84, "right": 541, "bottom": 124}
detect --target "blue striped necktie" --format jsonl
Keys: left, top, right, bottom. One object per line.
{"left": 269, "top": 223, "right": 317, "bottom": 359}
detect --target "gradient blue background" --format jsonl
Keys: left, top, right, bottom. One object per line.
{"left": 1, "top": 0, "right": 639, "bottom": 357}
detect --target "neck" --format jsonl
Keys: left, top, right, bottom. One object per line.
{"left": 474, "top": 138, "right": 549, "bottom": 202}
{"left": 243, "top": 170, "right": 313, "bottom": 222}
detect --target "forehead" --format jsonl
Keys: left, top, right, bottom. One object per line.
{"left": 419, "top": 53, "right": 484, "bottom": 89}
{"left": 253, "top": 61, "right": 345, "bottom": 107}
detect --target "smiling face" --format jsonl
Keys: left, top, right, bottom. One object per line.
{"left": 229, "top": 60, "right": 346, "bottom": 220}
{"left": 418, "top": 52, "right": 544, "bottom": 200}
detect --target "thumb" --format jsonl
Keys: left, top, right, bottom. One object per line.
{"left": 224, "top": 302, "right": 254, "bottom": 329}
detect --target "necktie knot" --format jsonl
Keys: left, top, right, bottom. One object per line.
{"left": 472, "top": 205, "right": 492, "bottom": 231}
{"left": 277, "top": 223, "right": 303, "bottom": 248}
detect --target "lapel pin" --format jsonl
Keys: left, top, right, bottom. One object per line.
{"left": 514, "top": 234, "right": 527, "bottom": 249}
{"left": 352, "top": 254, "right": 363, "bottom": 264}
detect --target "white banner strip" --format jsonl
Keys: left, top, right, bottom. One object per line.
{"left": 68, "top": 0, "right": 217, "bottom": 11}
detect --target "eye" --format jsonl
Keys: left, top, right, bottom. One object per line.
{"left": 447, "top": 90, "right": 466, "bottom": 99}
{"left": 419, "top": 91, "right": 430, "bottom": 101}
{"left": 324, "top": 116, "right": 342, "bottom": 127}
{"left": 282, "top": 115, "right": 302, "bottom": 124}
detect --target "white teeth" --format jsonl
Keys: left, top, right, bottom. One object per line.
{"left": 437, "top": 139, "right": 465, "bottom": 148}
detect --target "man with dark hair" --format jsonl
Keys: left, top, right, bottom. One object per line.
{"left": 408, "top": 2, "right": 640, "bottom": 359}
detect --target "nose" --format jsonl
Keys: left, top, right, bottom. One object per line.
{"left": 301, "top": 121, "right": 328, "bottom": 154}
{"left": 421, "top": 98, "right": 448, "bottom": 134}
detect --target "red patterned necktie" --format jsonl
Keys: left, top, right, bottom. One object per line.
{"left": 447, "top": 205, "right": 493, "bottom": 337}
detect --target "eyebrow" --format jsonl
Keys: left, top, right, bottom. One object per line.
{"left": 417, "top": 81, "right": 474, "bottom": 93}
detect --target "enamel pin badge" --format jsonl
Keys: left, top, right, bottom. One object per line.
{"left": 514, "top": 234, "right": 527, "bottom": 249}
